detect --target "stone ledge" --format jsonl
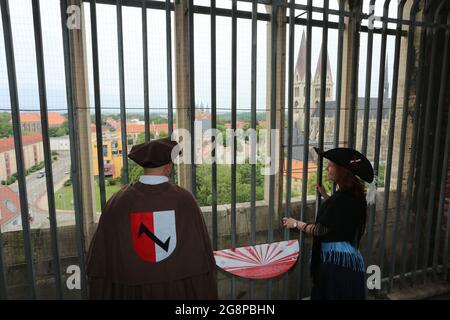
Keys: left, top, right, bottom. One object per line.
{"left": 387, "top": 282, "right": 450, "bottom": 300}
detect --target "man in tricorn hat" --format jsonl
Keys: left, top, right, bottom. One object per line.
{"left": 86, "top": 138, "right": 218, "bottom": 299}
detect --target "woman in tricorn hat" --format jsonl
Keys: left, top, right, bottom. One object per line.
{"left": 283, "top": 147, "right": 376, "bottom": 300}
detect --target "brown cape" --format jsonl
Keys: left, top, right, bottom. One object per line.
{"left": 86, "top": 181, "right": 218, "bottom": 299}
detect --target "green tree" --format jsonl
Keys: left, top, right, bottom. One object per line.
{"left": 48, "top": 121, "right": 69, "bottom": 137}
{"left": 136, "top": 133, "right": 145, "bottom": 145}
{"left": 149, "top": 113, "right": 169, "bottom": 124}
{"left": 0, "top": 112, "right": 12, "bottom": 138}
{"left": 238, "top": 161, "right": 264, "bottom": 186}
{"left": 195, "top": 162, "right": 265, "bottom": 206}
{"left": 127, "top": 159, "right": 144, "bottom": 183}
{"left": 158, "top": 131, "right": 169, "bottom": 138}
{"left": 136, "top": 132, "right": 155, "bottom": 145}
{"left": 377, "top": 163, "right": 386, "bottom": 188}
{"left": 307, "top": 169, "right": 333, "bottom": 196}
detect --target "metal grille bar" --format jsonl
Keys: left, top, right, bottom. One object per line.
{"left": 31, "top": 0, "right": 63, "bottom": 299}
{"left": 90, "top": 0, "right": 107, "bottom": 214}
{"left": 1, "top": 0, "right": 36, "bottom": 299}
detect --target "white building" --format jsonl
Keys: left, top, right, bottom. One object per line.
{"left": 50, "top": 135, "right": 70, "bottom": 151}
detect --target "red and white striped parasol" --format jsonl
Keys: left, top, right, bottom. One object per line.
{"left": 214, "top": 240, "right": 300, "bottom": 279}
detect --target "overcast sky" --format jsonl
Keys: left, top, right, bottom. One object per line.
{"left": 0, "top": 0, "right": 399, "bottom": 115}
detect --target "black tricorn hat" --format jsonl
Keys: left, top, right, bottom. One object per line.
{"left": 313, "top": 147, "right": 374, "bottom": 183}
{"left": 128, "top": 138, "right": 180, "bottom": 168}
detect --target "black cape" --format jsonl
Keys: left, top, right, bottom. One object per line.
{"left": 86, "top": 181, "right": 218, "bottom": 299}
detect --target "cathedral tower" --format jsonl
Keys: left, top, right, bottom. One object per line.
{"left": 293, "top": 30, "right": 334, "bottom": 132}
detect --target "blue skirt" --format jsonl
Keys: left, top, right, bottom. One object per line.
{"left": 311, "top": 242, "right": 366, "bottom": 300}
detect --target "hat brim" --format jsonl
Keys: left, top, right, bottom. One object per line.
{"left": 313, "top": 147, "right": 323, "bottom": 157}
{"left": 313, "top": 147, "right": 374, "bottom": 183}
{"left": 127, "top": 138, "right": 179, "bottom": 168}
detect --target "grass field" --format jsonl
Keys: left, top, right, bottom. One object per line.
{"left": 55, "top": 183, "right": 121, "bottom": 212}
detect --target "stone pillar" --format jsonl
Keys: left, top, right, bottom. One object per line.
{"left": 174, "top": 0, "right": 193, "bottom": 192}
{"left": 264, "top": 3, "right": 286, "bottom": 221}
{"left": 391, "top": 1, "right": 424, "bottom": 192}
{"left": 338, "top": 1, "right": 358, "bottom": 147}
{"left": 68, "top": 0, "right": 95, "bottom": 246}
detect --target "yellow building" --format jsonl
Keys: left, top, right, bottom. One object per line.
{"left": 92, "top": 136, "right": 123, "bottom": 179}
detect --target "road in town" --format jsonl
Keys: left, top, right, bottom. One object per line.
{"left": 8, "top": 151, "right": 75, "bottom": 229}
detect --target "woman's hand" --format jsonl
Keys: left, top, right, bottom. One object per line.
{"left": 282, "top": 217, "right": 306, "bottom": 230}
{"left": 316, "top": 184, "right": 329, "bottom": 200}
{"left": 282, "top": 217, "right": 296, "bottom": 229}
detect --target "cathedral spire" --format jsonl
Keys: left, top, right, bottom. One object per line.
{"left": 384, "top": 56, "right": 390, "bottom": 101}
{"left": 313, "top": 46, "right": 333, "bottom": 83}
{"left": 295, "top": 30, "right": 307, "bottom": 81}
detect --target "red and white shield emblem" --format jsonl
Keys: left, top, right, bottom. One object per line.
{"left": 130, "top": 210, "right": 177, "bottom": 263}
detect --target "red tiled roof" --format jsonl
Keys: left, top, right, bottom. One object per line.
{"left": 127, "top": 124, "right": 146, "bottom": 134}
{"left": 20, "top": 112, "right": 66, "bottom": 126}
{"left": 0, "top": 133, "right": 43, "bottom": 153}
{"left": 0, "top": 186, "right": 20, "bottom": 226}
{"left": 150, "top": 123, "right": 176, "bottom": 133}
{"left": 20, "top": 113, "right": 40, "bottom": 123}
{"left": 115, "top": 123, "right": 146, "bottom": 134}
{"left": 48, "top": 113, "right": 66, "bottom": 126}
{"left": 116, "top": 122, "right": 177, "bottom": 134}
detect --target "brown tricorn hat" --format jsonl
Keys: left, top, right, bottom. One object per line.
{"left": 128, "top": 138, "right": 179, "bottom": 168}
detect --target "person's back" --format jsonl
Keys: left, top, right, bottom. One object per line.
{"left": 86, "top": 138, "right": 217, "bottom": 299}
